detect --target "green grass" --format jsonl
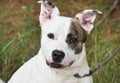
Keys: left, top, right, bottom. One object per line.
{"left": 0, "top": 0, "right": 120, "bottom": 82}
{"left": 0, "top": 1, "right": 40, "bottom": 80}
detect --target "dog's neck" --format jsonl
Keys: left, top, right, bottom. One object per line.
{"left": 36, "top": 44, "right": 90, "bottom": 78}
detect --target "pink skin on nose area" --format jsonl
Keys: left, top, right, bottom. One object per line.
{"left": 46, "top": 55, "right": 53, "bottom": 64}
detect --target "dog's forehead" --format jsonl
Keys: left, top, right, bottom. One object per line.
{"left": 42, "top": 16, "right": 72, "bottom": 34}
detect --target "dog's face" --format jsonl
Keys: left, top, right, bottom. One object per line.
{"left": 39, "top": 1, "right": 101, "bottom": 69}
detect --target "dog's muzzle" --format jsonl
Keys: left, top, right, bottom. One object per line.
{"left": 46, "top": 50, "right": 74, "bottom": 68}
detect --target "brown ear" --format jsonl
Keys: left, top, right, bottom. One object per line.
{"left": 38, "top": 0, "right": 60, "bottom": 25}
{"left": 75, "top": 9, "right": 102, "bottom": 34}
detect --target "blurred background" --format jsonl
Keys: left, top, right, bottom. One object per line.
{"left": 0, "top": 0, "right": 120, "bottom": 83}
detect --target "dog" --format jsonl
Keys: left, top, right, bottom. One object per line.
{"left": 0, "top": 79, "right": 4, "bottom": 83}
{"left": 8, "top": 0, "right": 101, "bottom": 83}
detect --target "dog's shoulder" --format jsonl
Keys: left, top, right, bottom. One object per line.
{"left": 8, "top": 55, "right": 39, "bottom": 83}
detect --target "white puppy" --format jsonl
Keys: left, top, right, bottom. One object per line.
{"left": 8, "top": 0, "right": 101, "bottom": 83}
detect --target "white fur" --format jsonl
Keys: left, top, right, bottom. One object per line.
{"left": 8, "top": 2, "right": 101, "bottom": 83}
{"left": 0, "top": 79, "right": 4, "bottom": 83}
{"left": 8, "top": 16, "right": 92, "bottom": 83}
{"left": 8, "top": 45, "right": 92, "bottom": 83}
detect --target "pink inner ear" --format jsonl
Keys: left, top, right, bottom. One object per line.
{"left": 42, "top": 8, "right": 52, "bottom": 19}
{"left": 82, "top": 13, "right": 94, "bottom": 25}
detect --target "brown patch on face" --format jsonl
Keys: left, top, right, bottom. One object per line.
{"left": 66, "top": 18, "right": 87, "bottom": 54}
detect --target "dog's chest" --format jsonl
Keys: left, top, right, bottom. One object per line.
{"left": 44, "top": 76, "right": 79, "bottom": 83}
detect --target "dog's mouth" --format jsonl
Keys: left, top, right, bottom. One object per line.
{"left": 46, "top": 61, "right": 74, "bottom": 68}
{"left": 50, "top": 63, "right": 63, "bottom": 68}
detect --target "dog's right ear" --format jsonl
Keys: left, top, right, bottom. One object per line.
{"left": 38, "top": 0, "right": 60, "bottom": 25}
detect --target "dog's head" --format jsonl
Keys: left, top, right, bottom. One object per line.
{"left": 38, "top": 0, "right": 101, "bottom": 69}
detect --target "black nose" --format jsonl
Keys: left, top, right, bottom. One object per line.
{"left": 52, "top": 50, "right": 65, "bottom": 63}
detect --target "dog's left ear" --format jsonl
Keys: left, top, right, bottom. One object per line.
{"left": 38, "top": 0, "right": 60, "bottom": 26}
{"left": 75, "top": 9, "right": 102, "bottom": 34}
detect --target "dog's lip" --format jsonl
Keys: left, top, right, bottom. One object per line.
{"left": 46, "top": 61, "right": 63, "bottom": 68}
{"left": 50, "top": 63, "right": 63, "bottom": 68}
{"left": 46, "top": 61, "right": 74, "bottom": 68}
{"left": 68, "top": 61, "right": 74, "bottom": 66}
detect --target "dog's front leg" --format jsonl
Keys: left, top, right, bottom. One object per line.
{"left": 77, "top": 76, "right": 93, "bottom": 83}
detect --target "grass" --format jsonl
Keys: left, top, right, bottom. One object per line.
{"left": 0, "top": 0, "right": 120, "bottom": 82}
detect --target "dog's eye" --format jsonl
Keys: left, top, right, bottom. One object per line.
{"left": 47, "top": 33, "right": 54, "bottom": 39}
{"left": 70, "top": 38, "right": 77, "bottom": 43}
